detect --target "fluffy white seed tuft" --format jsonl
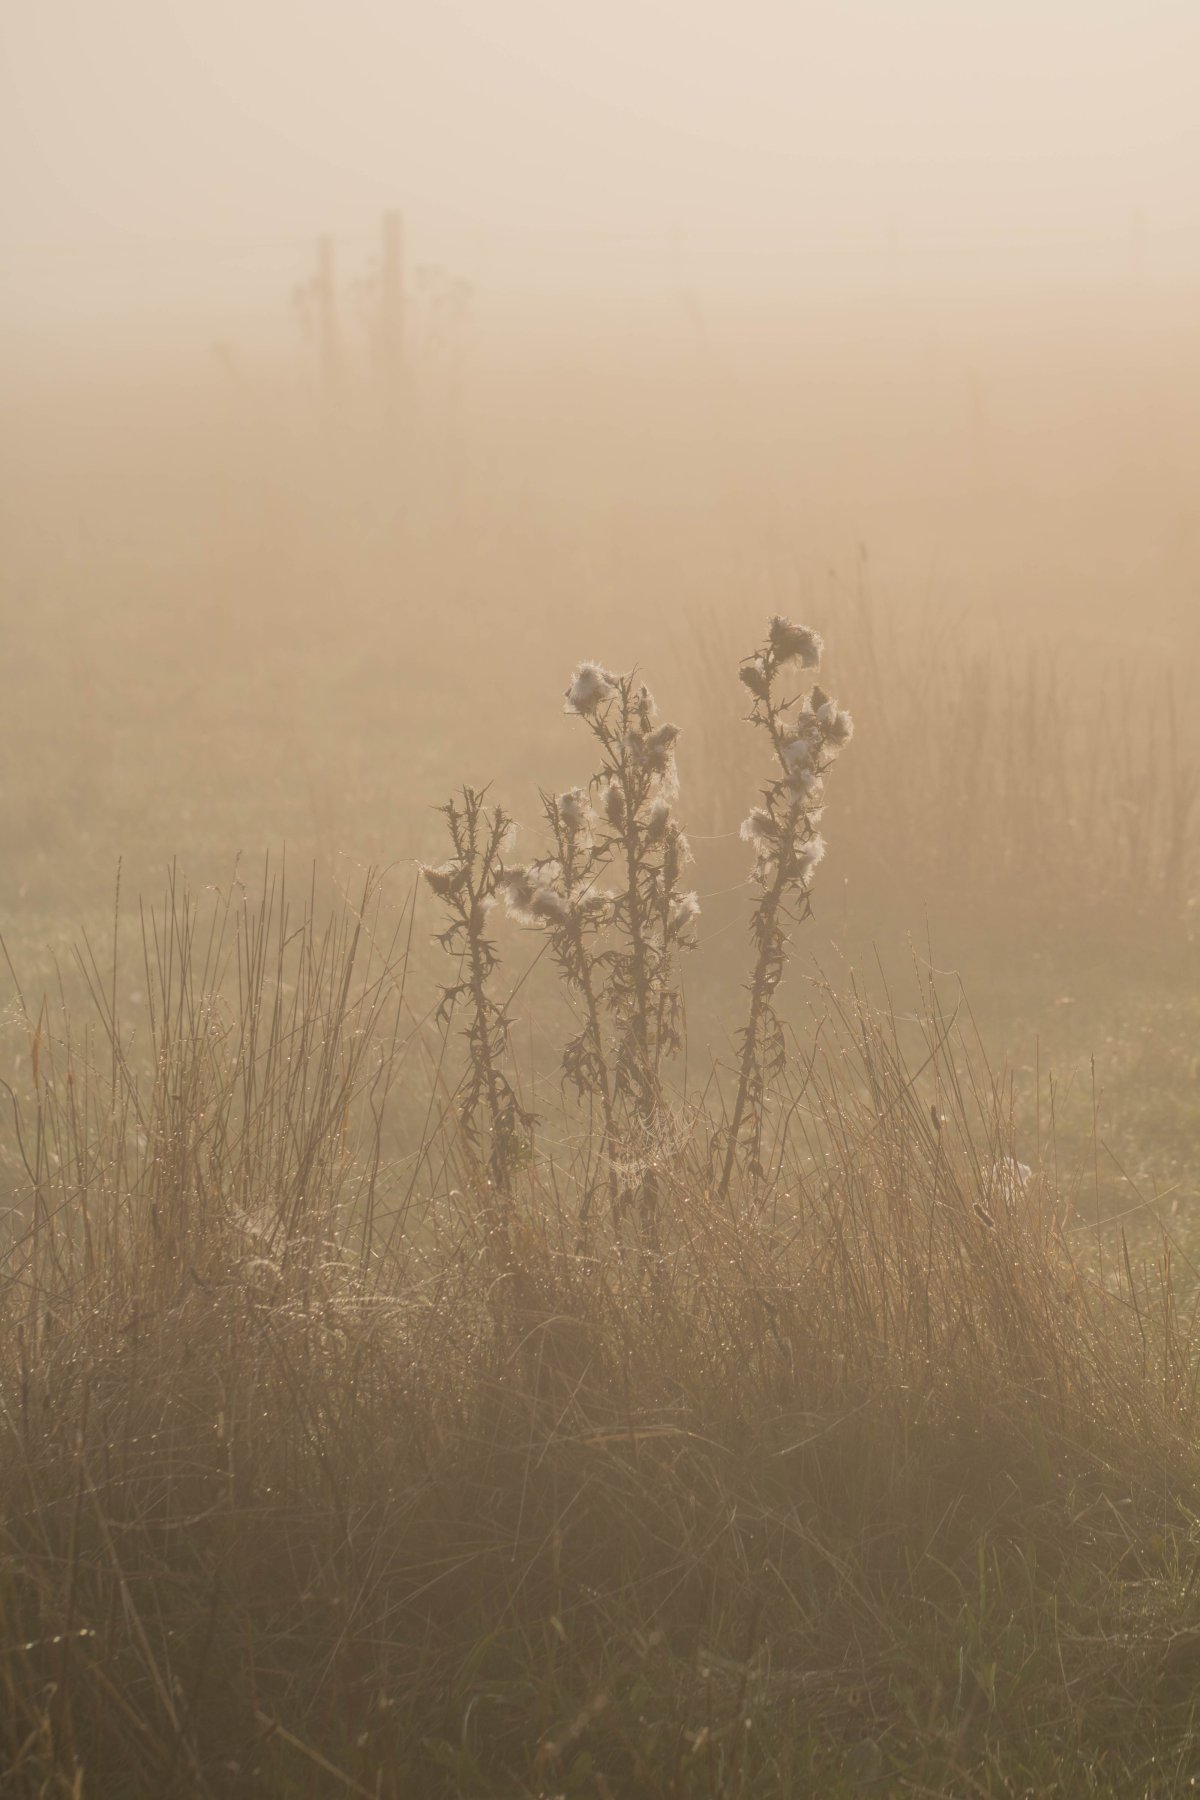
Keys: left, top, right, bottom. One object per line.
{"left": 670, "top": 891, "right": 701, "bottom": 931}
{"left": 558, "top": 788, "right": 590, "bottom": 833}
{"left": 565, "top": 662, "right": 616, "bottom": 714}
{"left": 602, "top": 781, "right": 626, "bottom": 828}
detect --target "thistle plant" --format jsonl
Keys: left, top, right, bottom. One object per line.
{"left": 503, "top": 662, "right": 698, "bottom": 1234}
{"left": 500, "top": 786, "right": 617, "bottom": 1225}
{"left": 570, "top": 666, "right": 699, "bottom": 1230}
{"left": 422, "top": 788, "right": 531, "bottom": 1218}
{"left": 718, "top": 616, "right": 853, "bottom": 1199}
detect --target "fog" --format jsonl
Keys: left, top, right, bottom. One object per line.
{"left": 9, "top": 12, "right": 1200, "bottom": 1791}
{"left": 4, "top": 2, "right": 1200, "bottom": 346}
{"left": 3, "top": 1, "right": 1200, "bottom": 943}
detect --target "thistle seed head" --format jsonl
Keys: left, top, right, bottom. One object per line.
{"left": 792, "top": 836, "right": 827, "bottom": 883}
{"left": 501, "top": 866, "right": 570, "bottom": 929}
{"left": 558, "top": 787, "right": 590, "bottom": 833}
{"left": 781, "top": 732, "right": 817, "bottom": 775}
{"left": 498, "top": 865, "right": 538, "bottom": 919}
{"left": 739, "top": 657, "right": 771, "bottom": 699}
{"left": 768, "top": 616, "right": 823, "bottom": 669}
{"left": 530, "top": 887, "right": 571, "bottom": 925}
{"left": 823, "top": 707, "right": 854, "bottom": 748}
{"left": 642, "top": 723, "right": 680, "bottom": 776}
{"left": 739, "top": 807, "right": 777, "bottom": 845}
{"left": 670, "top": 890, "right": 701, "bottom": 932}
{"left": 645, "top": 797, "right": 672, "bottom": 841}
{"left": 421, "top": 861, "right": 466, "bottom": 900}
{"left": 784, "top": 767, "right": 824, "bottom": 804}
{"left": 663, "top": 825, "right": 691, "bottom": 885}
{"left": 565, "top": 661, "right": 616, "bottom": 714}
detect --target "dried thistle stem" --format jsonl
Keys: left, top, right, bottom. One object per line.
{"left": 423, "top": 788, "right": 530, "bottom": 1223}
{"left": 718, "top": 618, "right": 851, "bottom": 1202}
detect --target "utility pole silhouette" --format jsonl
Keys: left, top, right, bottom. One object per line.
{"left": 315, "top": 233, "right": 340, "bottom": 444}
{"left": 379, "top": 209, "right": 406, "bottom": 451}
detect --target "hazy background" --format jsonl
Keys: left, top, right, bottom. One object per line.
{"left": 4, "top": 1, "right": 1200, "bottom": 344}
{"left": 3, "top": 1, "right": 1200, "bottom": 1192}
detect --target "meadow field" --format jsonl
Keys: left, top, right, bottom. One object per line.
{"left": 4, "top": 311, "right": 1200, "bottom": 1796}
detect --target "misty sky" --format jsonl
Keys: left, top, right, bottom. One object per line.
{"left": 3, "top": 1, "right": 1200, "bottom": 339}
